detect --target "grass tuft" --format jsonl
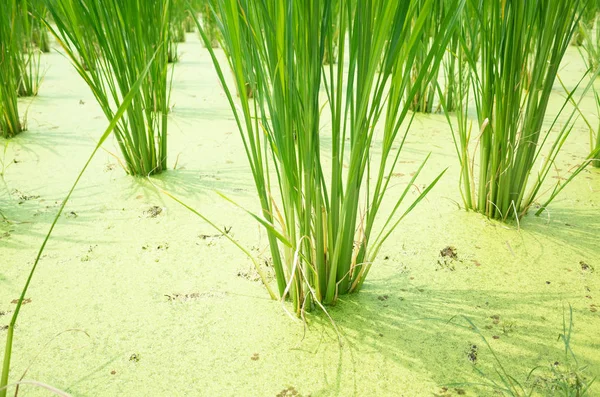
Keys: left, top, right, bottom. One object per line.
{"left": 445, "top": 0, "right": 590, "bottom": 221}
{"left": 0, "top": 0, "right": 27, "bottom": 137}
{"left": 191, "top": 0, "right": 464, "bottom": 314}
{"left": 44, "top": 0, "right": 172, "bottom": 176}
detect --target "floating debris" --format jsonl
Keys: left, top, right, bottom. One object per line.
{"left": 11, "top": 298, "right": 32, "bottom": 305}
{"left": 144, "top": 206, "right": 163, "bottom": 218}
{"left": 467, "top": 344, "right": 478, "bottom": 363}
{"left": 580, "top": 261, "right": 594, "bottom": 272}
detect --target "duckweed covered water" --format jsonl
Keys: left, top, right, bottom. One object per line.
{"left": 0, "top": 34, "right": 599, "bottom": 396}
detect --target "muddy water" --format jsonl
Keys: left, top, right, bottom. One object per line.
{"left": 0, "top": 33, "right": 599, "bottom": 397}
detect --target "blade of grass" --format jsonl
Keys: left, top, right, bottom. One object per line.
{"left": 0, "top": 52, "right": 157, "bottom": 396}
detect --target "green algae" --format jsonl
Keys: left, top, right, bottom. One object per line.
{"left": 0, "top": 34, "right": 598, "bottom": 397}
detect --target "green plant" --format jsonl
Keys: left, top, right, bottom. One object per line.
{"left": 572, "top": 1, "right": 599, "bottom": 47}
{"left": 441, "top": 0, "right": 478, "bottom": 113}
{"left": 0, "top": 56, "right": 156, "bottom": 397}
{"left": 446, "top": 0, "right": 589, "bottom": 221}
{"left": 0, "top": 0, "right": 25, "bottom": 137}
{"left": 575, "top": 0, "right": 600, "bottom": 72}
{"left": 542, "top": 305, "right": 597, "bottom": 396}
{"left": 171, "top": 0, "right": 187, "bottom": 43}
{"left": 580, "top": 15, "right": 600, "bottom": 72}
{"left": 322, "top": 0, "right": 340, "bottom": 65}
{"left": 191, "top": 0, "right": 464, "bottom": 315}
{"left": 408, "top": 0, "right": 447, "bottom": 113}
{"left": 14, "top": 0, "right": 44, "bottom": 98}
{"left": 184, "top": 13, "right": 196, "bottom": 33}
{"left": 167, "top": 38, "right": 179, "bottom": 64}
{"left": 199, "top": 0, "right": 219, "bottom": 48}
{"left": 168, "top": 0, "right": 185, "bottom": 63}
{"left": 31, "top": 1, "right": 51, "bottom": 53}
{"left": 44, "top": 0, "right": 172, "bottom": 176}
{"left": 572, "top": 85, "right": 600, "bottom": 168}
{"left": 591, "top": 97, "right": 600, "bottom": 168}
{"left": 452, "top": 306, "right": 596, "bottom": 396}
{"left": 441, "top": 20, "right": 460, "bottom": 113}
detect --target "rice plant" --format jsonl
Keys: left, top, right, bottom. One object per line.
{"left": 167, "top": 0, "right": 187, "bottom": 63}
{"left": 441, "top": 1, "right": 478, "bottom": 113}
{"left": 15, "top": 0, "right": 44, "bottom": 98}
{"left": 579, "top": 6, "right": 600, "bottom": 72}
{"left": 408, "top": 0, "right": 447, "bottom": 113}
{"left": 171, "top": 0, "right": 187, "bottom": 43}
{"left": 0, "top": 59, "right": 156, "bottom": 397}
{"left": 31, "top": 2, "right": 51, "bottom": 53}
{"left": 572, "top": 1, "right": 599, "bottom": 47}
{"left": 573, "top": 86, "right": 600, "bottom": 168}
{"left": 322, "top": 0, "right": 340, "bottom": 65}
{"left": 0, "top": 0, "right": 25, "bottom": 138}
{"left": 184, "top": 13, "right": 196, "bottom": 33}
{"left": 447, "top": 0, "right": 589, "bottom": 221}
{"left": 199, "top": 0, "right": 219, "bottom": 48}
{"left": 441, "top": 23, "right": 460, "bottom": 113}
{"left": 193, "top": 0, "right": 464, "bottom": 315}
{"left": 44, "top": 0, "right": 172, "bottom": 176}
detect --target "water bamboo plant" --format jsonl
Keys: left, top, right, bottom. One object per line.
{"left": 192, "top": 0, "right": 464, "bottom": 315}
{"left": 44, "top": 0, "right": 172, "bottom": 176}
{"left": 446, "top": 0, "right": 589, "bottom": 221}
{"left": 0, "top": 0, "right": 25, "bottom": 138}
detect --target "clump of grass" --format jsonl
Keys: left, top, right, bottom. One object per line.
{"left": 199, "top": 0, "right": 219, "bottom": 48}
{"left": 0, "top": 0, "right": 25, "bottom": 137}
{"left": 167, "top": 39, "right": 179, "bottom": 64}
{"left": 572, "top": 1, "right": 599, "bottom": 47}
{"left": 192, "top": 0, "right": 464, "bottom": 315}
{"left": 31, "top": 2, "right": 51, "bottom": 54}
{"left": 14, "top": 0, "right": 44, "bottom": 98}
{"left": 440, "top": 21, "right": 460, "bottom": 113}
{"left": 408, "top": 0, "right": 448, "bottom": 113}
{"left": 446, "top": 0, "right": 589, "bottom": 221}
{"left": 44, "top": 0, "right": 172, "bottom": 176}
{"left": 167, "top": 0, "right": 187, "bottom": 63}
{"left": 441, "top": 1, "right": 478, "bottom": 113}
{"left": 184, "top": 12, "right": 196, "bottom": 33}
{"left": 578, "top": 4, "right": 600, "bottom": 72}
{"left": 171, "top": 0, "right": 187, "bottom": 44}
